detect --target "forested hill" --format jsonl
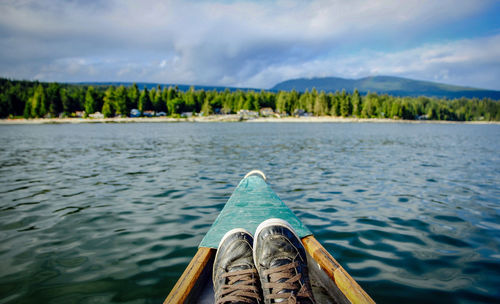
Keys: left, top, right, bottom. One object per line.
{"left": 272, "top": 76, "right": 500, "bottom": 100}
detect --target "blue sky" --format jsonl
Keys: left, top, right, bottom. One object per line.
{"left": 0, "top": 0, "right": 499, "bottom": 90}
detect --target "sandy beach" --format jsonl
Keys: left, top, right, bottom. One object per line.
{"left": 0, "top": 116, "right": 498, "bottom": 124}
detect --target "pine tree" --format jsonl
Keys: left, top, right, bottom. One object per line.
{"left": 298, "top": 92, "right": 308, "bottom": 112}
{"left": 304, "top": 90, "right": 314, "bottom": 113}
{"left": 31, "top": 85, "right": 46, "bottom": 118}
{"left": 47, "top": 83, "right": 62, "bottom": 117}
{"left": 84, "top": 86, "right": 96, "bottom": 117}
{"left": 330, "top": 92, "right": 341, "bottom": 116}
{"left": 243, "top": 94, "right": 253, "bottom": 110}
{"left": 184, "top": 87, "right": 196, "bottom": 112}
{"left": 23, "top": 97, "right": 31, "bottom": 118}
{"left": 236, "top": 93, "right": 245, "bottom": 112}
{"left": 276, "top": 92, "right": 287, "bottom": 114}
{"left": 161, "top": 87, "right": 170, "bottom": 114}
{"left": 361, "top": 94, "right": 375, "bottom": 118}
{"left": 390, "top": 101, "right": 401, "bottom": 118}
{"left": 114, "top": 86, "right": 128, "bottom": 116}
{"left": 153, "top": 87, "right": 167, "bottom": 113}
{"left": 60, "top": 88, "right": 70, "bottom": 116}
{"left": 351, "top": 89, "right": 362, "bottom": 117}
{"left": 314, "top": 91, "right": 328, "bottom": 116}
{"left": 102, "top": 87, "right": 115, "bottom": 117}
{"left": 340, "top": 89, "right": 352, "bottom": 117}
{"left": 138, "top": 88, "right": 153, "bottom": 114}
{"left": 201, "top": 99, "right": 213, "bottom": 116}
{"left": 127, "top": 83, "right": 139, "bottom": 112}
{"left": 222, "top": 94, "right": 233, "bottom": 114}
{"left": 252, "top": 94, "right": 260, "bottom": 112}
{"left": 102, "top": 99, "right": 115, "bottom": 118}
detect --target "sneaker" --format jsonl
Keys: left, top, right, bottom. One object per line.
{"left": 253, "top": 219, "right": 315, "bottom": 304}
{"left": 213, "top": 228, "right": 263, "bottom": 304}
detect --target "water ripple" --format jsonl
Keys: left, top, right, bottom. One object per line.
{"left": 0, "top": 123, "right": 499, "bottom": 303}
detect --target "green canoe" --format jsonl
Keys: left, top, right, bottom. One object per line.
{"left": 164, "top": 170, "right": 375, "bottom": 304}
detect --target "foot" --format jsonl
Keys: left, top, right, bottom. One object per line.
{"left": 213, "top": 228, "right": 263, "bottom": 304}
{"left": 254, "top": 219, "right": 315, "bottom": 304}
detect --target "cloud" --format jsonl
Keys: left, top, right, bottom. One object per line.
{"left": 0, "top": 0, "right": 498, "bottom": 90}
{"left": 245, "top": 34, "right": 500, "bottom": 90}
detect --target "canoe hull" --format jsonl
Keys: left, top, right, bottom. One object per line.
{"left": 164, "top": 235, "right": 374, "bottom": 304}
{"left": 164, "top": 172, "right": 375, "bottom": 303}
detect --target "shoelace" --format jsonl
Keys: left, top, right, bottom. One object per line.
{"left": 216, "top": 268, "right": 262, "bottom": 304}
{"left": 262, "top": 261, "right": 314, "bottom": 304}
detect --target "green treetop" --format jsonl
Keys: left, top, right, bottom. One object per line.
{"left": 114, "top": 86, "right": 128, "bottom": 116}
{"left": 30, "top": 84, "right": 47, "bottom": 118}
{"left": 138, "top": 88, "right": 153, "bottom": 114}
{"left": 340, "top": 89, "right": 352, "bottom": 117}
{"left": 84, "top": 86, "right": 96, "bottom": 117}
{"left": 314, "top": 91, "right": 329, "bottom": 116}
{"left": 351, "top": 89, "right": 362, "bottom": 117}
{"left": 102, "top": 86, "right": 116, "bottom": 118}
{"left": 127, "top": 83, "right": 139, "bottom": 111}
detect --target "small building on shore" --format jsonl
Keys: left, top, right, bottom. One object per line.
{"left": 130, "top": 109, "right": 140, "bottom": 117}
{"left": 89, "top": 112, "right": 104, "bottom": 119}
{"left": 293, "top": 109, "right": 312, "bottom": 117}
{"left": 73, "top": 111, "right": 84, "bottom": 118}
{"left": 237, "top": 109, "right": 259, "bottom": 119}
{"left": 260, "top": 107, "right": 275, "bottom": 117}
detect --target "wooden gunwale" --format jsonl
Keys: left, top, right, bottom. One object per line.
{"left": 302, "top": 235, "right": 375, "bottom": 304}
{"left": 163, "top": 247, "right": 215, "bottom": 304}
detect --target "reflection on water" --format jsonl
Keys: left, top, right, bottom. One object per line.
{"left": 0, "top": 122, "right": 499, "bottom": 303}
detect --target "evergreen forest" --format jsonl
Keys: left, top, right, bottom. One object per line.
{"left": 1, "top": 78, "right": 499, "bottom": 121}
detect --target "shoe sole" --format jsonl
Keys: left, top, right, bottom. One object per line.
{"left": 213, "top": 228, "right": 253, "bottom": 282}
{"left": 253, "top": 218, "right": 301, "bottom": 266}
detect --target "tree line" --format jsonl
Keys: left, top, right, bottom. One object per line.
{"left": 1, "top": 78, "right": 499, "bottom": 121}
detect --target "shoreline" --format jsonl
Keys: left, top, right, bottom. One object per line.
{"left": 0, "top": 116, "right": 499, "bottom": 125}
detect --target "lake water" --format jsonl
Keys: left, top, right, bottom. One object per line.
{"left": 0, "top": 122, "right": 499, "bottom": 303}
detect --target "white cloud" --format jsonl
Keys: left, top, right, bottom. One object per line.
{"left": 244, "top": 35, "right": 500, "bottom": 90}
{"left": 0, "top": 0, "right": 498, "bottom": 90}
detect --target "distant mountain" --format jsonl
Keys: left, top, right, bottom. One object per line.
{"left": 271, "top": 76, "right": 500, "bottom": 99}
{"left": 72, "top": 81, "right": 260, "bottom": 93}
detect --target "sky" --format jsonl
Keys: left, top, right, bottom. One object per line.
{"left": 0, "top": 0, "right": 499, "bottom": 90}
